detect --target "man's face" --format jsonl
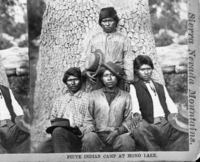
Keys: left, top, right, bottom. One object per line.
{"left": 101, "top": 18, "right": 116, "bottom": 33}
{"left": 102, "top": 70, "right": 118, "bottom": 89}
{"left": 66, "top": 75, "right": 82, "bottom": 93}
{"left": 137, "top": 64, "right": 153, "bottom": 82}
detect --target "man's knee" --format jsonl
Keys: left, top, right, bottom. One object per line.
{"left": 0, "top": 144, "right": 7, "bottom": 153}
{"left": 52, "top": 127, "right": 67, "bottom": 137}
{"left": 133, "top": 120, "right": 150, "bottom": 134}
{"left": 131, "top": 120, "right": 151, "bottom": 143}
{"left": 34, "top": 138, "right": 53, "bottom": 153}
{"left": 82, "top": 132, "right": 101, "bottom": 152}
{"left": 113, "top": 134, "right": 136, "bottom": 151}
{"left": 82, "top": 132, "right": 98, "bottom": 144}
{"left": 118, "top": 134, "right": 135, "bottom": 146}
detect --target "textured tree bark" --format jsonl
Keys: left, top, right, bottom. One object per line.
{"left": 31, "top": 0, "right": 164, "bottom": 150}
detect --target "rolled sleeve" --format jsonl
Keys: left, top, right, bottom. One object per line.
{"left": 164, "top": 86, "right": 178, "bottom": 114}
{"left": 130, "top": 85, "right": 141, "bottom": 116}
{"left": 9, "top": 89, "right": 24, "bottom": 116}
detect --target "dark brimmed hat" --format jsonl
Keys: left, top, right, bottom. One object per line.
{"left": 99, "top": 7, "right": 119, "bottom": 25}
{"left": 46, "top": 118, "right": 81, "bottom": 135}
{"left": 99, "top": 61, "right": 125, "bottom": 80}
{"left": 85, "top": 49, "right": 103, "bottom": 76}
{"left": 168, "top": 109, "right": 188, "bottom": 133}
{"left": 15, "top": 115, "right": 30, "bottom": 133}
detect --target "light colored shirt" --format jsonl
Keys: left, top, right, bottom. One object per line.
{"left": 51, "top": 90, "right": 89, "bottom": 131}
{"left": 130, "top": 82, "right": 178, "bottom": 117}
{"left": 83, "top": 88, "right": 132, "bottom": 133}
{"left": 0, "top": 89, "right": 23, "bottom": 120}
{"left": 81, "top": 31, "right": 134, "bottom": 82}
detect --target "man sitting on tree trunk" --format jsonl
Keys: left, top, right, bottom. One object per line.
{"left": 130, "top": 55, "right": 188, "bottom": 151}
{"left": 0, "top": 85, "right": 30, "bottom": 153}
{"left": 82, "top": 62, "right": 135, "bottom": 152}
{"left": 36, "top": 67, "right": 89, "bottom": 153}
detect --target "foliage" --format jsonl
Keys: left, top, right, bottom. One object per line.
{"left": 154, "top": 30, "right": 173, "bottom": 46}
{"left": 0, "top": 0, "right": 27, "bottom": 49}
{"left": 18, "top": 36, "right": 28, "bottom": 47}
{"left": 0, "top": 36, "right": 13, "bottom": 49}
{"left": 0, "top": 0, "right": 27, "bottom": 37}
{"left": 149, "top": 0, "right": 187, "bottom": 46}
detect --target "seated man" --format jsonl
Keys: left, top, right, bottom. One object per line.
{"left": 130, "top": 55, "right": 188, "bottom": 151}
{"left": 0, "top": 85, "right": 30, "bottom": 153}
{"left": 36, "top": 67, "right": 89, "bottom": 153}
{"left": 82, "top": 62, "right": 135, "bottom": 152}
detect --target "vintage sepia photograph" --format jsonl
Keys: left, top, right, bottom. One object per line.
{"left": 1, "top": 0, "right": 200, "bottom": 161}
{"left": 29, "top": 0, "right": 192, "bottom": 157}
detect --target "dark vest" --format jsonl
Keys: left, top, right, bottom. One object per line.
{"left": 0, "top": 85, "right": 17, "bottom": 122}
{"left": 133, "top": 80, "right": 170, "bottom": 124}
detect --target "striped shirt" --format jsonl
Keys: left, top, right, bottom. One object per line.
{"left": 81, "top": 31, "right": 134, "bottom": 82}
{"left": 50, "top": 90, "right": 89, "bottom": 130}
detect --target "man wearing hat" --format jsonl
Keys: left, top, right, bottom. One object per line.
{"left": 37, "top": 67, "right": 89, "bottom": 153}
{"left": 130, "top": 55, "right": 188, "bottom": 151}
{"left": 0, "top": 85, "right": 30, "bottom": 153}
{"left": 82, "top": 7, "right": 134, "bottom": 92}
{"left": 166, "top": 109, "right": 189, "bottom": 151}
{"left": 82, "top": 62, "right": 135, "bottom": 152}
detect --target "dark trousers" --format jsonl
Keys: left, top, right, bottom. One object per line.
{"left": 82, "top": 132, "right": 135, "bottom": 152}
{"left": 132, "top": 119, "right": 189, "bottom": 151}
{"left": 35, "top": 127, "right": 82, "bottom": 153}
{"left": 0, "top": 119, "right": 30, "bottom": 153}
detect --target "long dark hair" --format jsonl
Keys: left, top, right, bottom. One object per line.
{"left": 134, "top": 55, "right": 154, "bottom": 73}
{"left": 62, "top": 67, "right": 82, "bottom": 84}
{"left": 98, "top": 67, "right": 121, "bottom": 86}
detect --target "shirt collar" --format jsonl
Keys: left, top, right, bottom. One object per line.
{"left": 102, "top": 31, "right": 117, "bottom": 37}
{"left": 66, "top": 89, "right": 84, "bottom": 98}
{"left": 143, "top": 80, "right": 152, "bottom": 84}
{"left": 102, "top": 87, "right": 119, "bottom": 94}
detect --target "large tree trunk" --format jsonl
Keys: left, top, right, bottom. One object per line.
{"left": 31, "top": 0, "right": 164, "bottom": 150}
